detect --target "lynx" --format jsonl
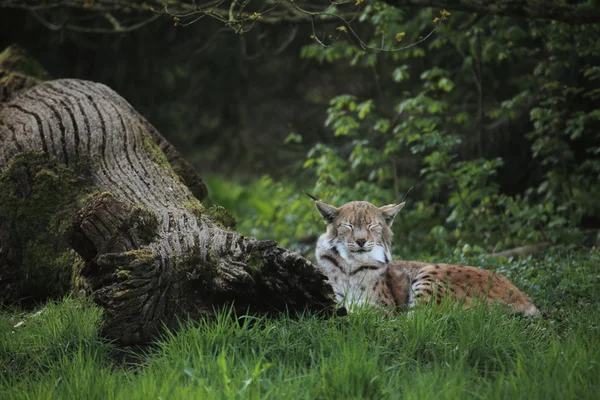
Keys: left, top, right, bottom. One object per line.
{"left": 314, "top": 200, "right": 538, "bottom": 315}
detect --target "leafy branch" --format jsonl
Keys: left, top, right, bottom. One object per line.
{"left": 1, "top": 0, "right": 452, "bottom": 53}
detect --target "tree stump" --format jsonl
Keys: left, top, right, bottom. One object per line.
{"left": 0, "top": 49, "right": 334, "bottom": 344}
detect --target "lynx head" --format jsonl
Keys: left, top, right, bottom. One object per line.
{"left": 315, "top": 200, "right": 405, "bottom": 263}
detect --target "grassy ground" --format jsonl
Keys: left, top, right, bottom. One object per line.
{"left": 1, "top": 248, "right": 599, "bottom": 399}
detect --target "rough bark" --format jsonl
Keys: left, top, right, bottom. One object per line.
{"left": 0, "top": 77, "right": 335, "bottom": 344}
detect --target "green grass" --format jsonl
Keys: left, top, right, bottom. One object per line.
{"left": 1, "top": 248, "right": 599, "bottom": 399}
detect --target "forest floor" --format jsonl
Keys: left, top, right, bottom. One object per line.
{"left": 1, "top": 248, "right": 599, "bottom": 399}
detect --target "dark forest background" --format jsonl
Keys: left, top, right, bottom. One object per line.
{"left": 1, "top": 2, "right": 599, "bottom": 257}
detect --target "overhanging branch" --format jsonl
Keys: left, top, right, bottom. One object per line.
{"left": 1, "top": 0, "right": 599, "bottom": 27}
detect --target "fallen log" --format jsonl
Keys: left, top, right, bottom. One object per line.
{"left": 0, "top": 46, "right": 334, "bottom": 345}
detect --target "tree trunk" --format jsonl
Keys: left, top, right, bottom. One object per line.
{"left": 0, "top": 64, "right": 334, "bottom": 344}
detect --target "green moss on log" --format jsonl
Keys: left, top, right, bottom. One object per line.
{"left": 0, "top": 72, "right": 36, "bottom": 100}
{"left": 0, "top": 152, "right": 95, "bottom": 300}
{"left": 174, "top": 241, "right": 217, "bottom": 280}
{"left": 0, "top": 45, "right": 50, "bottom": 106}
{"left": 124, "top": 249, "right": 155, "bottom": 265}
{"left": 183, "top": 199, "right": 205, "bottom": 222}
{"left": 142, "top": 132, "right": 170, "bottom": 168}
{"left": 129, "top": 204, "right": 160, "bottom": 243}
{"left": 141, "top": 132, "right": 184, "bottom": 184}
{"left": 169, "top": 241, "right": 218, "bottom": 310}
{"left": 206, "top": 205, "right": 236, "bottom": 230}
{"left": 76, "top": 189, "right": 104, "bottom": 208}
{"left": 116, "top": 270, "right": 133, "bottom": 280}
{"left": 71, "top": 257, "right": 90, "bottom": 297}
{"left": 184, "top": 197, "right": 235, "bottom": 231}
{"left": 245, "top": 250, "right": 266, "bottom": 272}
{"left": 0, "top": 44, "right": 51, "bottom": 80}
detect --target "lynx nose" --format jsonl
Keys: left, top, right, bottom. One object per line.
{"left": 356, "top": 239, "right": 366, "bottom": 247}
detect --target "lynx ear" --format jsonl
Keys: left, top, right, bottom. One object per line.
{"left": 315, "top": 201, "right": 340, "bottom": 224}
{"left": 379, "top": 202, "right": 405, "bottom": 226}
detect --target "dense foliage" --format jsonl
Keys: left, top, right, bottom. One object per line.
{"left": 207, "top": 6, "right": 600, "bottom": 256}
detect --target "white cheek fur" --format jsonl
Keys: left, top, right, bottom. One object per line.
{"left": 335, "top": 243, "right": 388, "bottom": 263}
{"left": 369, "top": 245, "right": 388, "bottom": 263}
{"left": 336, "top": 244, "right": 349, "bottom": 261}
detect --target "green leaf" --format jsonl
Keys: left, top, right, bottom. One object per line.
{"left": 392, "top": 65, "right": 410, "bottom": 82}
{"left": 284, "top": 132, "right": 303, "bottom": 144}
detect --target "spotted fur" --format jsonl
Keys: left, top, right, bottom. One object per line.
{"left": 315, "top": 200, "right": 539, "bottom": 315}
